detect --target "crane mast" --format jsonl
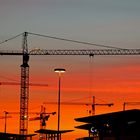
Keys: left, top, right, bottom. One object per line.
{"left": 20, "top": 32, "right": 29, "bottom": 136}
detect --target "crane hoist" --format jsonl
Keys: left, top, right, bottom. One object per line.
{"left": 0, "top": 32, "right": 140, "bottom": 137}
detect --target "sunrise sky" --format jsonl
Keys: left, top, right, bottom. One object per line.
{"left": 0, "top": 0, "right": 140, "bottom": 139}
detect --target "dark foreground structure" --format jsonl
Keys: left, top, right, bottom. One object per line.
{"left": 75, "top": 109, "right": 140, "bottom": 140}
{"left": 35, "top": 129, "right": 73, "bottom": 140}
{"left": 0, "top": 132, "right": 36, "bottom": 140}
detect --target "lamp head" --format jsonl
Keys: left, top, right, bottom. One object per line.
{"left": 54, "top": 68, "right": 66, "bottom": 73}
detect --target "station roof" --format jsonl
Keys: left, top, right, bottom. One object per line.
{"left": 35, "top": 129, "right": 74, "bottom": 134}
{"left": 75, "top": 123, "right": 93, "bottom": 130}
{"left": 75, "top": 109, "right": 140, "bottom": 132}
{"left": 75, "top": 109, "right": 140, "bottom": 124}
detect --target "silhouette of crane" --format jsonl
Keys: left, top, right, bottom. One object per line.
{"left": 43, "top": 96, "right": 114, "bottom": 115}
{"left": 29, "top": 105, "right": 56, "bottom": 129}
{"left": 0, "top": 32, "right": 140, "bottom": 136}
{"left": 29, "top": 105, "right": 56, "bottom": 140}
{"left": 0, "top": 108, "right": 55, "bottom": 137}
{"left": 123, "top": 101, "right": 140, "bottom": 111}
{"left": 0, "top": 111, "right": 12, "bottom": 133}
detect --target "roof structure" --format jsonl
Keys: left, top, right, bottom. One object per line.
{"left": 35, "top": 129, "right": 74, "bottom": 134}
{"left": 75, "top": 109, "right": 140, "bottom": 124}
{"left": 0, "top": 132, "right": 36, "bottom": 140}
{"left": 35, "top": 129, "right": 74, "bottom": 140}
{"left": 75, "top": 109, "right": 140, "bottom": 140}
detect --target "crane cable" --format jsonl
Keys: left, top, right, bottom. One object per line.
{"left": 0, "top": 33, "right": 23, "bottom": 46}
{"left": 0, "top": 32, "right": 124, "bottom": 49}
{"left": 89, "top": 55, "right": 94, "bottom": 103}
{"left": 28, "top": 32, "right": 123, "bottom": 49}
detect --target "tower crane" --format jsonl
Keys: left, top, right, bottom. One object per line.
{"left": 29, "top": 105, "right": 56, "bottom": 140}
{"left": 0, "top": 32, "right": 140, "bottom": 137}
{"left": 0, "top": 108, "right": 55, "bottom": 137}
{"left": 91, "top": 96, "right": 114, "bottom": 115}
{"left": 0, "top": 111, "right": 12, "bottom": 133}
{"left": 123, "top": 101, "right": 140, "bottom": 111}
{"left": 43, "top": 96, "right": 114, "bottom": 115}
{"left": 29, "top": 105, "right": 56, "bottom": 130}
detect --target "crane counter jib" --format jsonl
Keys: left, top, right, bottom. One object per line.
{"left": 0, "top": 49, "right": 140, "bottom": 56}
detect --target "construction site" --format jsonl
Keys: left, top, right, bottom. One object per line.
{"left": 0, "top": 0, "right": 140, "bottom": 139}
{"left": 0, "top": 32, "right": 140, "bottom": 140}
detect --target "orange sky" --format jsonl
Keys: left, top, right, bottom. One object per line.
{"left": 0, "top": 55, "right": 140, "bottom": 140}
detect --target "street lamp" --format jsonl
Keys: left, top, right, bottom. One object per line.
{"left": 54, "top": 68, "right": 66, "bottom": 140}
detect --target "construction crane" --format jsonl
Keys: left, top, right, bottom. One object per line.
{"left": 0, "top": 32, "right": 30, "bottom": 136}
{"left": 0, "top": 32, "right": 140, "bottom": 137}
{"left": 0, "top": 108, "right": 55, "bottom": 137}
{"left": 123, "top": 101, "right": 140, "bottom": 111}
{"left": 91, "top": 96, "right": 114, "bottom": 115}
{"left": 0, "top": 111, "right": 12, "bottom": 133}
{"left": 0, "top": 111, "right": 23, "bottom": 134}
{"left": 0, "top": 111, "right": 24, "bottom": 133}
{"left": 43, "top": 96, "right": 114, "bottom": 115}
{"left": 29, "top": 105, "right": 56, "bottom": 140}
{"left": 29, "top": 105, "right": 56, "bottom": 130}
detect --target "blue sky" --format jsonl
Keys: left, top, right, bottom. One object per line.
{"left": 0, "top": 0, "right": 140, "bottom": 49}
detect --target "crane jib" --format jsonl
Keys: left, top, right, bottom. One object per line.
{"left": 0, "top": 49, "right": 140, "bottom": 56}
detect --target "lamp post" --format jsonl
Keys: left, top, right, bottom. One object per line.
{"left": 54, "top": 68, "right": 66, "bottom": 140}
